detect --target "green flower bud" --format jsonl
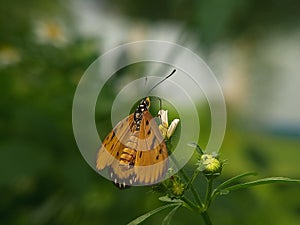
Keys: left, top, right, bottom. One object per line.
{"left": 171, "top": 180, "right": 185, "bottom": 197}
{"left": 160, "top": 173, "right": 185, "bottom": 198}
{"left": 197, "top": 153, "right": 222, "bottom": 178}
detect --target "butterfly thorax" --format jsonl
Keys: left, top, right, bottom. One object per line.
{"left": 133, "top": 97, "right": 150, "bottom": 131}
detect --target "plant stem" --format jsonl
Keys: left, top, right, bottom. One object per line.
{"left": 201, "top": 211, "right": 213, "bottom": 225}
{"left": 204, "top": 178, "right": 213, "bottom": 209}
{"left": 186, "top": 169, "right": 200, "bottom": 190}
{"left": 191, "top": 184, "right": 203, "bottom": 206}
{"left": 171, "top": 154, "right": 203, "bottom": 206}
{"left": 183, "top": 195, "right": 213, "bottom": 225}
{"left": 184, "top": 169, "right": 203, "bottom": 206}
{"left": 181, "top": 196, "right": 200, "bottom": 212}
{"left": 179, "top": 169, "right": 203, "bottom": 206}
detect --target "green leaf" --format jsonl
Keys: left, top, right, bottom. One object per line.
{"left": 159, "top": 196, "right": 184, "bottom": 203}
{"left": 215, "top": 172, "right": 257, "bottom": 191}
{"left": 210, "top": 172, "right": 258, "bottom": 201}
{"left": 127, "top": 203, "right": 181, "bottom": 225}
{"left": 221, "top": 177, "right": 300, "bottom": 193}
{"left": 188, "top": 142, "right": 204, "bottom": 155}
{"left": 162, "top": 204, "right": 182, "bottom": 225}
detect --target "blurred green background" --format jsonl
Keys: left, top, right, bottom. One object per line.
{"left": 1, "top": 0, "right": 300, "bottom": 224}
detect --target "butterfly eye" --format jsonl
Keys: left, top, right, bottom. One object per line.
{"left": 145, "top": 97, "right": 150, "bottom": 108}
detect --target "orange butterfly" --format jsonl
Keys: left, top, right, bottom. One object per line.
{"left": 96, "top": 70, "right": 176, "bottom": 188}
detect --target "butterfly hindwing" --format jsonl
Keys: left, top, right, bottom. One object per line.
{"left": 96, "top": 114, "right": 136, "bottom": 187}
{"left": 134, "top": 111, "right": 168, "bottom": 184}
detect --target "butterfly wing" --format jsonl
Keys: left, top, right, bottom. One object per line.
{"left": 96, "top": 114, "right": 136, "bottom": 187}
{"left": 134, "top": 111, "right": 169, "bottom": 185}
{"left": 97, "top": 102, "right": 169, "bottom": 187}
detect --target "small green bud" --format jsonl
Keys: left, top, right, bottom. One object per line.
{"left": 171, "top": 180, "right": 185, "bottom": 197}
{"left": 160, "top": 174, "right": 185, "bottom": 198}
{"left": 197, "top": 153, "right": 222, "bottom": 178}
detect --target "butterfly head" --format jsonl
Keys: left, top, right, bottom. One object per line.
{"left": 139, "top": 97, "right": 150, "bottom": 111}
{"left": 144, "top": 97, "right": 150, "bottom": 109}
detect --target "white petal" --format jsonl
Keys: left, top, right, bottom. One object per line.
{"left": 158, "top": 109, "right": 168, "bottom": 127}
{"left": 167, "top": 119, "right": 180, "bottom": 139}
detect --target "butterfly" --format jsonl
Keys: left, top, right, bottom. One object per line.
{"left": 96, "top": 70, "right": 176, "bottom": 188}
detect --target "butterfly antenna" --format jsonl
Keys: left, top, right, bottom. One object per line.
{"left": 148, "top": 69, "right": 176, "bottom": 93}
{"left": 144, "top": 76, "right": 148, "bottom": 89}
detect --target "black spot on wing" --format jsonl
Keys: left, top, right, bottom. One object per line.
{"left": 110, "top": 132, "right": 115, "bottom": 141}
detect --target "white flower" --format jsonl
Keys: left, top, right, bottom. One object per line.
{"left": 33, "top": 19, "right": 70, "bottom": 47}
{"left": 0, "top": 45, "right": 21, "bottom": 67}
{"left": 158, "top": 110, "right": 180, "bottom": 139}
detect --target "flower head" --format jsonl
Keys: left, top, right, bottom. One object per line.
{"left": 0, "top": 45, "right": 21, "bottom": 67}
{"left": 171, "top": 179, "right": 185, "bottom": 197}
{"left": 34, "top": 19, "right": 70, "bottom": 47}
{"left": 163, "top": 174, "right": 185, "bottom": 198}
{"left": 196, "top": 153, "right": 223, "bottom": 178}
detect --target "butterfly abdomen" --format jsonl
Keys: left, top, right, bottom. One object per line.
{"left": 119, "top": 148, "right": 136, "bottom": 167}
{"left": 119, "top": 131, "right": 138, "bottom": 168}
